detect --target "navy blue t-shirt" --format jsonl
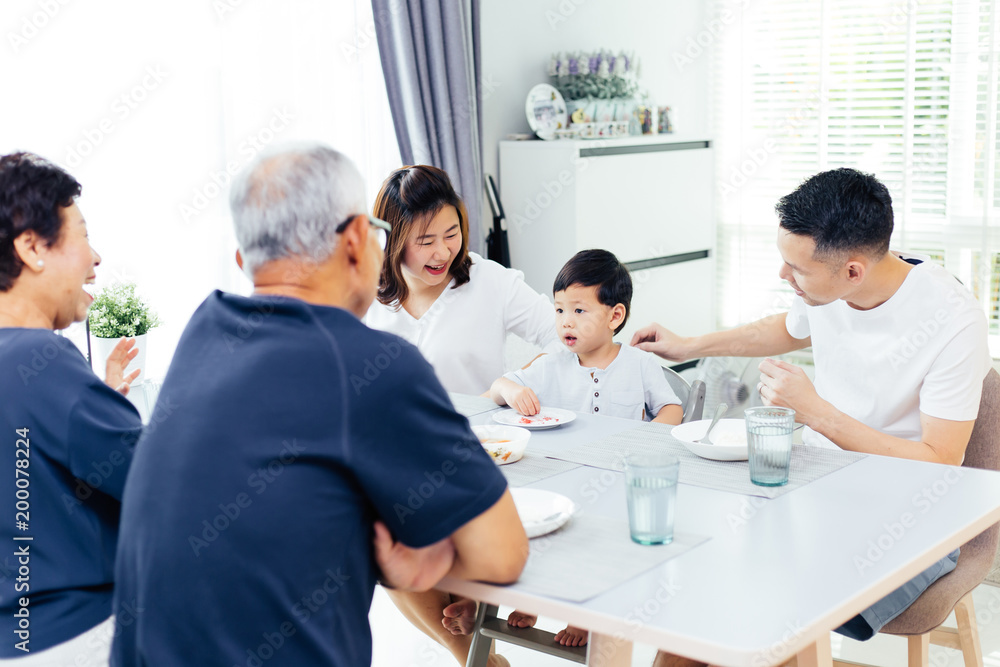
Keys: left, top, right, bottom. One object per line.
{"left": 111, "top": 291, "right": 508, "bottom": 666}
{"left": 0, "top": 328, "right": 141, "bottom": 657}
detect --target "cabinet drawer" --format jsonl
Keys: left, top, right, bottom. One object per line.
{"left": 575, "top": 147, "right": 713, "bottom": 263}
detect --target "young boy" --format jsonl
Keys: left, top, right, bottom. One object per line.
{"left": 491, "top": 248, "right": 683, "bottom": 425}
{"left": 489, "top": 249, "right": 684, "bottom": 647}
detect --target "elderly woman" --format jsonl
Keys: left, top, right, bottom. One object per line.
{"left": 0, "top": 152, "right": 141, "bottom": 664}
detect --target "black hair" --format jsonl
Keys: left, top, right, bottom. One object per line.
{"left": 553, "top": 249, "right": 632, "bottom": 334}
{"left": 775, "top": 167, "right": 893, "bottom": 260}
{"left": 374, "top": 165, "right": 472, "bottom": 307}
{"left": 0, "top": 152, "right": 81, "bottom": 292}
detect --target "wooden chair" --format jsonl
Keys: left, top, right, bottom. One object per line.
{"left": 834, "top": 368, "right": 1000, "bottom": 667}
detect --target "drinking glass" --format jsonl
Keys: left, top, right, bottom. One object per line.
{"left": 745, "top": 407, "right": 795, "bottom": 486}
{"left": 624, "top": 453, "right": 679, "bottom": 545}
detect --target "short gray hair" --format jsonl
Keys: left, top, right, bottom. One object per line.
{"left": 229, "top": 142, "right": 366, "bottom": 277}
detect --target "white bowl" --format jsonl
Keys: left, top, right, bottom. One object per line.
{"left": 471, "top": 425, "right": 531, "bottom": 465}
{"left": 671, "top": 419, "right": 749, "bottom": 461}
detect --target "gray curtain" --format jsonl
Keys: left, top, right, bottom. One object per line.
{"left": 372, "top": 0, "right": 484, "bottom": 252}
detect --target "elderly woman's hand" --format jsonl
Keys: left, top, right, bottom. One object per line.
{"left": 105, "top": 337, "right": 141, "bottom": 396}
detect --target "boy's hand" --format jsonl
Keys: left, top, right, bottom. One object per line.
{"left": 504, "top": 385, "right": 540, "bottom": 416}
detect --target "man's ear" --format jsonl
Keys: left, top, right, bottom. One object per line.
{"left": 235, "top": 249, "right": 244, "bottom": 270}
{"left": 845, "top": 257, "right": 867, "bottom": 284}
{"left": 340, "top": 214, "right": 371, "bottom": 266}
{"left": 12, "top": 230, "right": 46, "bottom": 273}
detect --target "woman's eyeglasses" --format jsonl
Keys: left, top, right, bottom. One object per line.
{"left": 335, "top": 215, "right": 392, "bottom": 250}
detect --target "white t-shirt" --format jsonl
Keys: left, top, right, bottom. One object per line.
{"left": 365, "top": 252, "right": 559, "bottom": 394}
{"left": 504, "top": 344, "right": 681, "bottom": 421}
{"left": 785, "top": 254, "right": 991, "bottom": 449}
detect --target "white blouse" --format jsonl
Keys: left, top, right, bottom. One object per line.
{"left": 365, "top": 253, "right": 558, "bottom": 394}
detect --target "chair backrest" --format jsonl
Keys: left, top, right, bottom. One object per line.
{"left": 964, "top": 368, "right": 1000, "bottom": 472}
{"left": 662, "top": 367, "right": 706, "bottom": 423}
{"left": 965, "top": 368, "right": 1000, "bottom": 585}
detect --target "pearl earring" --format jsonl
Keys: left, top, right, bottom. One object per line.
{"left": 36, "top": 260, "right": 44, "bottom": 267}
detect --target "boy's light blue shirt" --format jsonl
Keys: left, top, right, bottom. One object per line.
{"left": 504, "top": 343, "right": 681, "bottom": 420}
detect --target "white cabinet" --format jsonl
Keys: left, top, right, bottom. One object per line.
{"left": 499, "top": 135, "right": 715, "bottom": 341}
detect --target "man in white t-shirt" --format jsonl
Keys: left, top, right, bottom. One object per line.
{"left": 632, "top": 168, "right": 990, "bottom": 657}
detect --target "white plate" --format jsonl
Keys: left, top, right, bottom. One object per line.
{"left": 510, "top": 488, "right": 577, "bottom": 538}
{"left": 525, "top": 83, "right": 568, "bottom": 140}
{"left": 671, "top": 419, "right": 749, "bottom": 461}
{"left": 492, "top": 407, "right": 576, "bottom": 429}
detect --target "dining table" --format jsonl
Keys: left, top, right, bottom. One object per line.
{"left": 439, "top": 396, "right": 1000, "bottom": 667}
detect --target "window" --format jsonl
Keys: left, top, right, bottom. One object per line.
{"left": 713, "top": 0, "right": 1000, "bottom": 351}
{"left": 1, "top": 0, "right": 400, "bottom": 377}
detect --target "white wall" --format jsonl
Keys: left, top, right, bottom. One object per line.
{"left": 480, "top": 0, "right": 713, "bottom": 241}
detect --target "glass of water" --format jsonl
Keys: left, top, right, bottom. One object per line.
{"left": 745, "top": 407, "right": 795, "bottom": 486}
{"left": 624, "top": 453, "right": 679, "bottom": 545}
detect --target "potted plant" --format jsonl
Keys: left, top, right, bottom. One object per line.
{"left": 88, "top": 282, "right": 161, "bottom": 384}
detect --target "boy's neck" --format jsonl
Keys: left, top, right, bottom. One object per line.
{"left": 577, "top": 340, "right": 621, "bottom": 370}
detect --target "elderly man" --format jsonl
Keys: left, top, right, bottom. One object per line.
{"left": 633, "top": 168, "right": 990, "bottom": 661}
{"left": 111, "top": 143, "right": 527, "bottom": 666}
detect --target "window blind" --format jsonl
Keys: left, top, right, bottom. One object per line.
{"left": 714, "top": 0, "right": 1000, "bottom": 351}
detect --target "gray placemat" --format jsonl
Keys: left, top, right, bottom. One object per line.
{"left": 449, "top": 393, "right": 499, "bottom": 417}
{"left": 545, "top": 422, "right": 866, "bottom": 499}
{"left": 501, "top": 452, "right": 582, "bottom": 487}
{"left": 513, "top": 512, "right": 708, "bottom": 602}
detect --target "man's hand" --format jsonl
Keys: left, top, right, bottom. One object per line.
{"left": 630, "top": 323, "right": 691, "bottom": 362}
{"left": 373, "top": 521, "right": 455, "bottom": 592}
{"left": 757, "top": 357, "right": 831, "bottom": 426}
{"left": 105, "top": 337, "right": 141, "bottom": 396}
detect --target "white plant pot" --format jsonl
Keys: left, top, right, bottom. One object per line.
{"left": 91, "top": 333, "right": 147, "bottom": 385}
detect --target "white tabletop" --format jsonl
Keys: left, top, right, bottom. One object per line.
{"left": 441, "top": 407, "right": 1000, "bottom": 667}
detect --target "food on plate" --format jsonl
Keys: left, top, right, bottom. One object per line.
{"left": 479, "top": 438, "right": 514, "bottom": 462}
{"left": 518, "top": 415, "right": 558, "bottom": 425}
{"left": 711, "top": 431, "right": 748, "bottom": 447}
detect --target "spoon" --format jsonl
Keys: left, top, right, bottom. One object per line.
{"left": 694, "top": 403, "right": 728, "bottom": 444}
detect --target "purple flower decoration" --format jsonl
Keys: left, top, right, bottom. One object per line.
{"left": 608, "top": 55, "right": 616, "bottom": 72}
{"left": 568, "top": 56, "right": 579, "bottom": 75}
{"left": 589, "top": 54, "right": 599, "bottom": 74}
